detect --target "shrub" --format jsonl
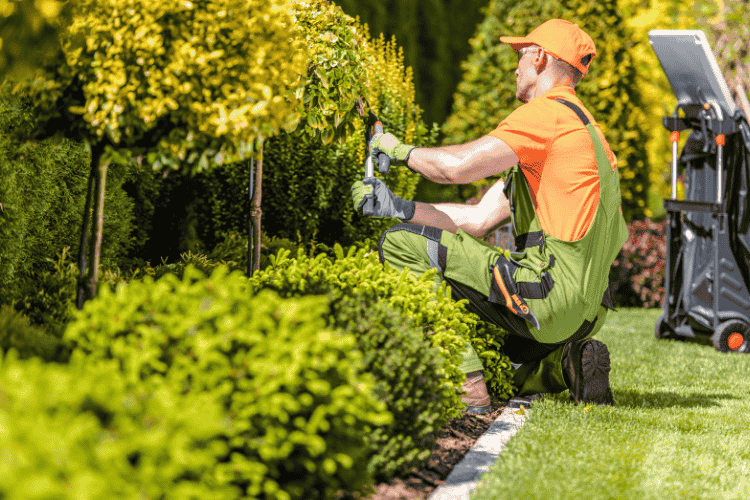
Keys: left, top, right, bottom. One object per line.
{"left": 610, "top": 218, "right": 666, "bottom": 308}
{"left": 0, "top": 306, "right": 62, "bottom": 362}
{"left": 0, "top": 87, "right": 135, "bottom": 303}
{"left": 63, "top": 266, "right": 392, "bottom": 500}
{"left": 249, "top": 244, "right": 516, "bottom": 411}
{"left": 442, "top": 0, "right": 652, "bottom": 222}
{"left": 0, "top": 348, "right": 235, "bottom": 500}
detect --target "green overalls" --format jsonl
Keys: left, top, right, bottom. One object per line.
{"left": 378, "top": 99, "right": 628, "bottom": 395}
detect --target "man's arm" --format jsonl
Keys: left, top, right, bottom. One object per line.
{"left": 407, "top": 136, "right": 519, "bottom": 184}
{"left": 407, "top": 179, "right": 512, "bottom": 238}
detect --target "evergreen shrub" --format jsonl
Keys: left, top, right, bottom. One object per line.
{"left": 610, "top": 218, "right": 666, "bottom": 309}
{"left": 442, "top": 0, "right": 652, "bottom": 222}
{"left": 249, "top": 244, "right": 516, "bottom": 412}
{"left": 326, "top": 293, "right": 448, "bottom": 479}
{"left": 0, "top": 88, "right": 135, "bottom": 303}
{"left": 0, "top": 348, "right": 235, "bottom": 500}
{"left": 64, "top": 266, "right": 392, "bottom": 500}
{"left": 0, "top": 306, "right": 62, "bottom": 362}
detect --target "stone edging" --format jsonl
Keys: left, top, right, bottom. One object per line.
{"left": 427, "top": 396, "right": 538, "bottom": 500}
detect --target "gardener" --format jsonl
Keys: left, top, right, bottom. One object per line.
{"left": 352, "top": 19, "right": 628, "bottom": 414}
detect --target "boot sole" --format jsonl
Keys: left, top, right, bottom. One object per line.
{"left": 576, "top": 339, "right": 615, "bottom": 406}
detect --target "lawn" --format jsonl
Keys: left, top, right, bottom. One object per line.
{"left": 472, "top": 308, "right": 750, "bottom": 500}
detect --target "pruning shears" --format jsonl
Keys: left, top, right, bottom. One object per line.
{"left": 356, "top": 97, "right": 391, "bottom": 214}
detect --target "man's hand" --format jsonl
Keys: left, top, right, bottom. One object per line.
{"left": 370, "top": 132, "right": 416, "bottom": 167}
{"left": 351, "top": 177, "right": 416, "bottom": 220}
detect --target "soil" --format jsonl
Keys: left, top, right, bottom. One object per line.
{"left": 361, "top": 399, "right": 508, "bottom": 500}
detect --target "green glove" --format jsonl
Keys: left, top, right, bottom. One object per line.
{"left": 369, "top": 132, "right": 416, "bottom": 167}
{"left": 351, "top": 177, "right": 416, "bottom": 220}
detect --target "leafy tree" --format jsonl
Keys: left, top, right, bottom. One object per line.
{"left": 12, "top": 0, "right": 307, "bottom": 305}
{"left": 442, "top": 0, "right": 652, "bottom": 222}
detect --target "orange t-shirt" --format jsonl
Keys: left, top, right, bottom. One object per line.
{"left": 487, "top": 86, "right": 618, "bottom": 242}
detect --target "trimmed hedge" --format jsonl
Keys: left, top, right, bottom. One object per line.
{"left": 0, "top": 348, "right": 234, "bottom": 499}
{"left": 249, "top": 244, "right": 516, "bottom": 410}
{"left": 63, "top": 266, "right": 392, "bottom": 500}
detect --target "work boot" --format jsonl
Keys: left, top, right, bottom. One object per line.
{"left": 461, "top": 370, "right": 491, "bottom": 414}
{"left": 562, "top": 339, "right": 615, "bottom": 405}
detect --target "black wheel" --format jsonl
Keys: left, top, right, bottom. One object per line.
{"left": 711, "top": 319, "right": 750, "bottom": 353}
{"left": 655, "top": 313, "right": 673, "bottom": 340}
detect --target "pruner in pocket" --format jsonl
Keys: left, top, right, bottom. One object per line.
{"left": 491, "top": 254, "right": 541, "bottom": 330}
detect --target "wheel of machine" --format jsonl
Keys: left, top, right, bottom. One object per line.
{"left": 655, "top": 313, "right": 672, "bottom": 340}
{"left": 710, "top": 319, "right": 750, "bottom": 353}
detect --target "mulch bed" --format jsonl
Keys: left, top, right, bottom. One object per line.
{"left": 361, "top": 399, "right": 508, "bottom": 500}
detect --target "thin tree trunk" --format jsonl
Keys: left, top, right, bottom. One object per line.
{"left": 247, "top": 157, "right": 254, "bottom": 276}
{"left": 76, "top": 144, "right": 102, "bottom": 310}
{"left": 84, "top": 155, "right": 108, "bottom": 302}
{"left": 251, "top": 142, "right": 263, "bottom": 274}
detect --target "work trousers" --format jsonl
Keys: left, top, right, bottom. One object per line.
{"left": 378, "top": 222, "right": 608, "bottom": 396}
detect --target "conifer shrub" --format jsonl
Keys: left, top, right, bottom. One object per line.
{"left": 63, "top": 266, "right": 392, "bottom": 500}
{"left": 0, "top": 88, "right": 135, "bottom": 304}
{"left": 0, "top": 348, "right": 235, "bottom": 500}
{"left": 0, "top": 306, "right": 62, "bottom": 362}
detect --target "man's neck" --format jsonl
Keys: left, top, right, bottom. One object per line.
{"left": 526, "top": 76, "right": 575, "bottom": 102}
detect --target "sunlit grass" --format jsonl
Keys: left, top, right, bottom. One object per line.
{"left": 473, "top": 308, "right": 750, "bottom": 500}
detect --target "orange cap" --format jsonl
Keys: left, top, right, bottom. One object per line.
{"left": 499, "top": 19, "right": 597, "bottom": 76}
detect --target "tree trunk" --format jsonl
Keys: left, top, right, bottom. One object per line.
{"left": 247, "top": 157, "right": 254, "bottom": 276}
{"left": 76, "top": 143, "right": 103, "bottom": 310}
{"left": 251, "top": 141, "right": 263, "bottom": 274}
{"left": 84, "top": 152, "right": 108, "bottom": 304}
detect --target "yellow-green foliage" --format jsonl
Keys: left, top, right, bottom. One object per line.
{"left": 64, "top": 265, "right": 391, "bottom": 500}
{"left": 289, "top": 0, "right": 369, "bottom": 145}
{"left": 0, "top": 0, "right": 72, "bottom": 80}
{"left": 442, "top": 0, "right": 652, "bottom": 222}
{"left": 221, "top": 24, "right": 437, "bottom": 248}
{"left": 0, "top": 349, "right": 234, "bottom": 500}
{"left": 250, "top": 244, "right": 516, "bottom": 411}
{"left": 14, "top": 0, "right": 307, "bottom": 172}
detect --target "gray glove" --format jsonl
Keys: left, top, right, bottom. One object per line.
{"left": 351, "top": 177, "right": 416, "bottom": 220}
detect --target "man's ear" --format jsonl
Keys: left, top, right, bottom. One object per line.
{"left": 534, "top": 49, "right": 547, "bottom": 71}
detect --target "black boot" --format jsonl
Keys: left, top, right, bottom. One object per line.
{"left": 562, "top": 339, "right": 615, "bottom": 405}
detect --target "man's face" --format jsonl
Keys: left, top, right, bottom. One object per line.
{"left": 514, "top": 46, "right": 543, "bottom": 103}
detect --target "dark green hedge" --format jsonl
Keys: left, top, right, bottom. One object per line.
{"left": 0, "top": 86, "right": 138, "bottom": 310}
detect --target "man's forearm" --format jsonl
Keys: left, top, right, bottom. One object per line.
{"left": 407, "top": 202, "right": 486, "bottom": 238}
{"left": 406, "top": 146, "right": 464, "bottom": 185}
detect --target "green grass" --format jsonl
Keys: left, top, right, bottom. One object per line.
{"left": 473, "top": 308, "right": 750, "bottom": 500}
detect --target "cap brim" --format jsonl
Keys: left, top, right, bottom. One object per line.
{"left": 499, "top": 36, "right": 534, "bottom": 51}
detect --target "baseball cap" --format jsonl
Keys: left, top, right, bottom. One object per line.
{"left": 499, "top": 19, "right": 597, "bottom": 76}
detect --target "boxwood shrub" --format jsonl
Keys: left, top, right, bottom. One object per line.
{"left": 0, "top": 348, "right": 234, "bottom": 500}
{"left": 63, "top": 265, "right": 392, "bottom": 500}
{"left": 249, "top": 243, "right": 516, "bottom": 411}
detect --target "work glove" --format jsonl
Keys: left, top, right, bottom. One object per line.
{"left": 351, "top": 177, "right": 416, "bottom": 220}
{"left": 369, "top": 132, "right": 417, "bottom": 168}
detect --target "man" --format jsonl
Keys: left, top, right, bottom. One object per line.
{"left": 351, "top": 19, "right": 628, "bottom": 414}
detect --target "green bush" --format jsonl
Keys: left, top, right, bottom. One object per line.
{"left": 0, "top": 305, "right": 62, "bottom": 362}
{"left": 0, "top": 348, "right": 235, "bottom": 500}
{"left": 63, "top": 266, "right": 392, "bottom": 500}
{"left": 442, "top": 0, "right": 652, "bottom": 222}
{"left": 0, "top": 87, "right": 136, "bottom": 303}
{"left": 249, "top": 244, "right": 516, "bottom": 411}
